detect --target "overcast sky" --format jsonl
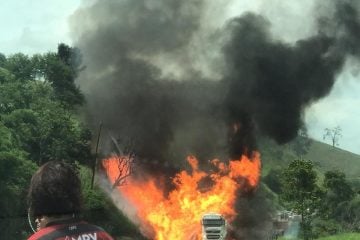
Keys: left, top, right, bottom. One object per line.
{"left": 0, "top": 0, "right": 81, "bottom": 55}
{"left": 1, "top": 0, "right": 359, "bottom": 154}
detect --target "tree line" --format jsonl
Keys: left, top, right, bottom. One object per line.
{"left": 0, "top": 45, "right": 143, "bottom": 239}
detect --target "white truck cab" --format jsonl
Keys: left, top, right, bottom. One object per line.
{"left": 201, "top": 213, "right": 227, "bottom": 240}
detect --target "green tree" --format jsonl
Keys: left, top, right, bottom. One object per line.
{"left": 323, "top": 171, "right": 355, "bottom": 205}
{"left": 38, "top": 44, "right": 84, "bottom": 108}
{"left": 0, "top": 53, "right": 6, "bottom": 67}
{"left": 281, "top": 159, "right": 321, "bottom": 240}
{"left": 0, "top": 76, "right": 32, "bottom": 114}
{"left": 0, "top": 47, "right": 91, "bottom": 238}
{"left": 30, "top": 98, "right": 91, "bottom": 165}
{"left": 0, "top": 123, "right": 37, "bottom": 239}
{"left": 345, "top": 197, "right": 360, "bottom": 231}
{"left": 0, "top": 77, "right": 91, "bottom": 166}
{"left": 321, "top": 170, "right": 356, "bottom": 229}
{"left": 292, "top": 125, "right": 312, "bottom": 157}
{"left": 263, "top": 168, "right": 282, "bottom": 194}
{"left": 4, "top": 53, "right": 34, "bottom": 81}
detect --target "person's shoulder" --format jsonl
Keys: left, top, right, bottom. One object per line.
{"left": 77, "top": 222, "right": 115, "bottom": 240}
{"left": 27, "top": 222, "right": 114, "bottom": 240}
{"left": 77, "top": 221, "right": 105, "bottom": 231}
{"left": 27, "top": 224, "right": 64, "bottom": 240}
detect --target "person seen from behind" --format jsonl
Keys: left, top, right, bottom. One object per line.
{"left": 27, "top": 160, "right": 114, "bottom": 240}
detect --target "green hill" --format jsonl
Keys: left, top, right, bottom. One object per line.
{"left": 305, "top": 140, "right": 360, "bottom": 179}
{"left": 259, "top": 137, "right": 360, "bottom": 180}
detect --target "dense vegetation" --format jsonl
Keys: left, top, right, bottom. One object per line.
{"left": 279, "top": 233, "right": 360, "bottom": 240}
{"left": 261, "top": 135, "right": 360, "bottom": 239}
{"left": 0, "top": 45, "right": 142, "bottom": 239}
{"left": 0, "top": 45, "right": 359, "bottom": 239}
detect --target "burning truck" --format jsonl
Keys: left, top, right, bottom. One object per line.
{"left": 201, "top": 213, "right": 227, "bottom": 240}
{"left": 102, "top": 152, "right": 261, "bottom": 240}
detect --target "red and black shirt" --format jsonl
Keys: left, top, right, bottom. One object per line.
{"left": 28, "top": 219, "right": 114, "bottom": 240}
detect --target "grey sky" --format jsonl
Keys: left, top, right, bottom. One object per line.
{"left": 1, "top": 0, "right": 359, "bottom": 154}
{"left": 0, "top": 0, "right": 80, "bottom": 55}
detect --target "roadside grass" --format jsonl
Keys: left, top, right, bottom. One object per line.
{"left": 315, "top": 233, "right": 360, "bottom": 240}
{"left": 279, "top": 232, "right": 360, "bottom": 240}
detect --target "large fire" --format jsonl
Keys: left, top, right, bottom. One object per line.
{"left": 102, "top": 153, "right": 261, "bottom": 240}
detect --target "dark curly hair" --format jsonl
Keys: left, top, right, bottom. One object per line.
{"left": 27, "top": 161, "right": 82, "bottom": 217}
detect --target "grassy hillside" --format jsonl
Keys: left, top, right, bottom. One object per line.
{"left": 259, "top": 137, "right": 360, "bottom": 180}
{"left": 305, "top": 140, "right": 360, "bottom": 179}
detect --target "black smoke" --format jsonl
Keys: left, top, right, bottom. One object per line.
{"left": 71, "top": 0, "right": 228, "bottom": 171}
{"left": 223, "top": 13, "right": 342, "bottom": 144}
{"left": 222, "top": 1, "right": 360, "bottom": 146}
{"left": 70, "top": 0, "right": 360, "bottom": 238}
{"left": 71, "top": 0, "right": 360, "bottom": 163}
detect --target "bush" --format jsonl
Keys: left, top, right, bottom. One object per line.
{"left": 312, "top": 218, "right": 342, "bottom": 238}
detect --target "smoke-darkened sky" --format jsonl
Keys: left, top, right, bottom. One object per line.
{"left": 1, "top": 0, "right": 360, "bottom": 155}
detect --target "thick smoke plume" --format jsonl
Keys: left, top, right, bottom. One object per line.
{"left": 223, "top": 1, "right": 360, "bottom": 145}
{"left": 71, "top": 0, "right": 360, "bottom": 163}
{"left": 71, "top": 0, "right": 227, "bottom": 171}
{"left": 70, "top": 0, "right": 360, "bottom": 238}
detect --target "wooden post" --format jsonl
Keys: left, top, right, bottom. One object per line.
{"left": 91, "top": 122, "right": 103, "bottom": 189}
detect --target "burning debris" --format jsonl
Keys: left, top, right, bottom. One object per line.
{"left": 70, "top": 0, "right": 360, "bottom": 239}
{"left": 108, "top": 136, "right": 135, "bottom": 189}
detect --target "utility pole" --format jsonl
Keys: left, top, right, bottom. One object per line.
{"left": 91, "top": 122, "right": 103, "bottom": 189}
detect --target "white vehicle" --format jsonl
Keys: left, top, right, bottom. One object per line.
{"left": 201, "top": 213, "right": 227, "bottom": 240}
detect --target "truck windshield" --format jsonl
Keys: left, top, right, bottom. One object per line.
{"left": 202, "top": 219, "right": 225, "bottom": 226}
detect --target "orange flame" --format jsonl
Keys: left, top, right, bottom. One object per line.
{"left": 102, "top": 152, "right": 261, "bottom": 240}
